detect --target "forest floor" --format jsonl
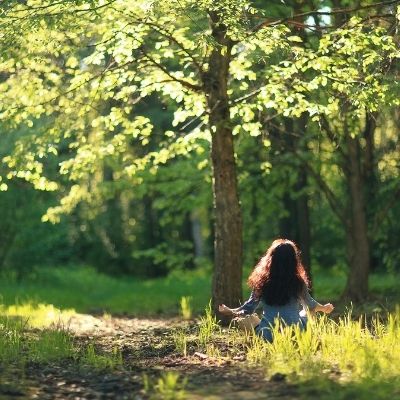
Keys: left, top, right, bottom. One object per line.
{"left": 1, "top": 268, "right": 400, "bottom": 399}
{"left": 0, "top": 312, "right": 306, "bottom": 400}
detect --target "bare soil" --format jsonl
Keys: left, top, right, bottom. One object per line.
{"left": 0, "top": 313, "right": 300, "bottom": 400}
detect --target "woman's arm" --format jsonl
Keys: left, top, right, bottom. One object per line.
{"left": 313, "top": 303, "right": 334, "bottom": 313}
{"left": 302, "top": 289, "right": 334, "bottom": 314}
{"left": 219, "top": 290, "right": 260, "bottom": 317}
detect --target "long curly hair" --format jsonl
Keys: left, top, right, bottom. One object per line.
{"left": 247, "top": 239, "right": 310, "bottom": 306}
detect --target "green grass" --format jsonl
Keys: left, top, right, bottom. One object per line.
{"left": 0, "top": 264, "right": 399, "bottom": 399}
{"left": 0, "top": 310, "right": 122, "bottom": 372}
{"left": 0, "top": 266, "right": 212, "bottom": 316}
{"left": 143, "top": 371, "right": 187, "bottom": 400}
{"left": 0, "top": 265, "right": 399, "bottom": 317}
{"left": 189, "top": 306, "right": 400, "bottom": 399}
{"left": 0, "top": 315, "right": 75, "bottom": 367}
{"left": 0, "top": 302, "right": 75, "bottom": 328}
{"left": 0, "top": 316, "right": 24, "bottom": 364}
{"left": 81, "top": 343, "right": 123, "bottom": 370}
{"left": 29, "top": 327, "right": 75, "bottom": 362}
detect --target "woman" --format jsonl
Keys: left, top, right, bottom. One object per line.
{"left": 219, "top": 239, "right": 334, "bottom": 342}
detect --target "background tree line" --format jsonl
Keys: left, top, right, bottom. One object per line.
{"left": 0, "top": 0, "right": 399, "bottom": 315}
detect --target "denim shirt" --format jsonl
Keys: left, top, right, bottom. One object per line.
{"left": 237, "top": 288, "right": 318, "bottom": 342}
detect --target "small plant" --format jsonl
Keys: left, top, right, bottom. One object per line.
{"left": 143, "top": 371, "right": 187, "bottom": 400}
{"left": 180, "top": 296, "right": 192, "bottom": 320}
{"left": 81, "top": 343, "right": 122, "bottom": 370}
{"left": 198, "top": 301, "right": 220, "bottom": 347}
{"left": 29, "top": 327, "right": 75, "bottom": 362}
{"left": 172, "top": 328, "right": 187, "bottom": 357}
{"left": 0, "top": 317, "right": 23, "bottom": 364}
{"left": 205, "top": 343, "right": 221, "bottom": 359}
{"left": 246, "top": 333, "right": 268, "bottom": 364}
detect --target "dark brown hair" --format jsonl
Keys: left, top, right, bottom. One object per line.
{"left": 247, "top": 239, "right": 310, "bottom": 306}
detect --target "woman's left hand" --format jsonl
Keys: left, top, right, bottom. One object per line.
{"left": 218, "top": 304, "right": 233, "bottom": 315}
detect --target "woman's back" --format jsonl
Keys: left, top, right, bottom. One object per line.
{"left": 219, "top": 239, "right": 334, "bottom": 342}
{"left": 238, "top": 287, "right": 318, "bottom": 341}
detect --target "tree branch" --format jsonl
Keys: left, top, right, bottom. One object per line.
{"left": 291, "top": 149, "right": 348, "bottom": 225}
{"left": 370, "top": 185, "right": 400, "bottom": 236}
{"left": 119, "top": 13, "right": 205, "bottom": 75}
{"left": 251, "top": 0, "right": 400, "bottom": 32}
{"left": 139, "top": 47, "right": 203, "bottom": 92}
{"left": 319, "top": 114, "right": 348, "bottom": 164}
{"left": 3, "top": 0, "right": 118, "bottom": 17}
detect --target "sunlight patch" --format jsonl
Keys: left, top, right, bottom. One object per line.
{"left": 0, "top": 302, "right": 76, "bottom": 328}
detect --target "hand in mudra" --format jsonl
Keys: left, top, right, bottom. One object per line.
{"left": 218, "top": 304, "right": 233, "bottom": 315}
{"left": 219, "top": 304, "right": 244, "bottom": 317}
{"left": 323, "top": 303, "right": 334, "bottom": 314}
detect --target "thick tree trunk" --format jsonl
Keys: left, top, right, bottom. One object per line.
{"left": 206, "top": 13, "right": 243, "bottom": 322}
{"left": 343, "top": 135, "right": 371, "bottom": 301}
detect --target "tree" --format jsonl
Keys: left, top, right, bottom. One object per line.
{"left": 251, "top": 18, "right": 399, "bottom": 300}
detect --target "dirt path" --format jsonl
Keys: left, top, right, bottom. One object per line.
{"left": 1, "top": 314, "right": 299, "bottom": 399}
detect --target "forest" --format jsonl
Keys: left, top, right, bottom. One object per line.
{"left": 0, "top": 0, "right": 399, "bottom": 399}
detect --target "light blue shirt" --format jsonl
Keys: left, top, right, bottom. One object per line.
{"left": 237, "top": 288, "right": 318, "bottom": 342}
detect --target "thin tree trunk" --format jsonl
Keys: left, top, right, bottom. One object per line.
{"left": 190, "top": 212, "right": 204, "bottom": 258}
{"left": 271, "top": 117, "right": 312, "bottom": 276}
{"left": 206, "top": 12, "right": 243, "bottom": 322}
{"left": 343, "top": 134, "right": 371, "bottom": 301}
{"left": 363, "top": 112, "right": 379, "bottom": 271}
{"left": 294, "top": 115, "right": 312, "bottom": 275}
{"left": 295, "top": 168, "right": 312, "bottom": 275}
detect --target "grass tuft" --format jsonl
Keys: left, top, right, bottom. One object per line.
{"left": 143, "top": 371, "right": 187, "bottom": 400}
{"left": 29, "top": 327, "right": 75, "bottom": 362}
{"left": 81, "top": 343, "right": 123, "bottom": 370}
{"left": 198, "top": 301, "right": 220, "bottom": 348}
{"left": 180, "top": 296, "right": 192, "bottom": 320}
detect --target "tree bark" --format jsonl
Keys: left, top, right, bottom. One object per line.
{"left": 205, "top": 12, "right": 243, "bottom": 322}
{"left": 342, "top": 134, "right": 371, "bottom": 301}
{"left": 295, "top": 167, "right": 312, "bottom": 275}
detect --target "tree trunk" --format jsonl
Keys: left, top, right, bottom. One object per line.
{"left": 343, "top": 134, "right": 371, "bottom": 301}
{"left": 295, "top": 167, "right": 312, "bottom": 275}
{"left": 190, "top": 212, "right": 204, "bottom": 258}
{"left": 363, "top": 112, "right": 379, "bottom": 271}
{"left": 206, "top": 12, "right": 243, "bottom": 322}
{"left": 271, "top": 117, "right": 312, "bottom": 276}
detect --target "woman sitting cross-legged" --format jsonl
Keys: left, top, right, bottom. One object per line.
{"left": 219, "top": 239, "right": 334, "bottom": 342}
